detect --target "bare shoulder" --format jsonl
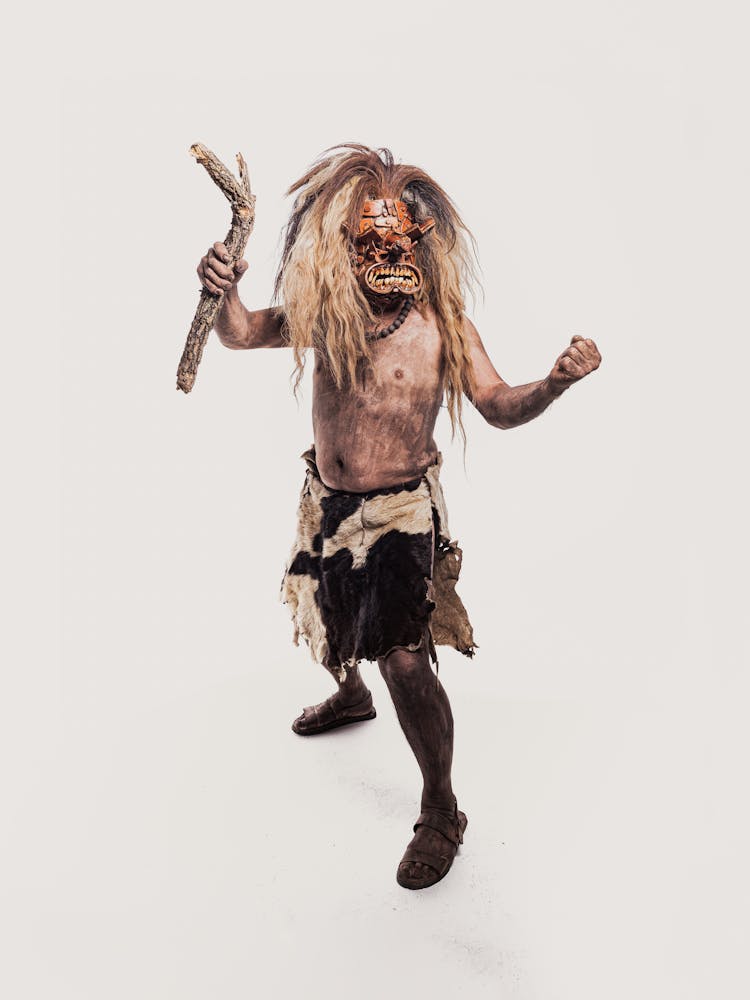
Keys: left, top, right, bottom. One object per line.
{"left": 416, "top": 300, "right": 442, "bottom": 331}
{"left": 419, "top": 303, "right": 480, "bottom": 345}
{"left": 460, "top": 312, "right": 484, "bottom": 346}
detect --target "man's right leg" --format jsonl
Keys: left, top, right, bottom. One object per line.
{"left": 291, "top": 662, "right": 376, "bottom": 735}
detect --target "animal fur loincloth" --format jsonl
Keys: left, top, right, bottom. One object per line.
{"left": 279, "top": 445, "right": 477, "bottom": 681}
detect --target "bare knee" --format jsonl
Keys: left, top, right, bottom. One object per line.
{"left": 378, "top": 646, "right": 432, "bottom": 688}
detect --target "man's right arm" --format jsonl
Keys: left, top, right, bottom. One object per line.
{"left": 215, "top": 295, "right": 287, "bottom": 350}
{"left": 198, "top": 241, "right": 288, "bottom": 350}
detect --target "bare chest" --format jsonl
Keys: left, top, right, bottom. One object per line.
{"left": 312, "top": 307, "right": 444, "bottom": 414}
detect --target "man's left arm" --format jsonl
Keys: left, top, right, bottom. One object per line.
{"left": 461, "top": 316, "right": 602, "bottom": 429}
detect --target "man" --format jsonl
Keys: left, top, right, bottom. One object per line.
{"left": 197, "top": 144, "right": 601, "bottom": 889}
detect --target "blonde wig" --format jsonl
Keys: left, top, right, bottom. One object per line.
{"left": 273, "top": 144, "right": 481, "bottom": 445}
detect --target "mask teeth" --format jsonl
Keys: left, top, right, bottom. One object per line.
{"left": 368, "top": 264, "right": 420, "bottom": 291}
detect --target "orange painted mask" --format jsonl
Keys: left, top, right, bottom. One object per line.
{"left": 351, "top": 198, "right": 435, "bottom": 299}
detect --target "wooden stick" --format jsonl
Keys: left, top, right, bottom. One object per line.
{"left": 176, "top": 143, "right": 256, "bottom": 393}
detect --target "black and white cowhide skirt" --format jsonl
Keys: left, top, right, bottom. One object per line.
{"left": 279, "top": 445, "right": 477, "bottom": 680}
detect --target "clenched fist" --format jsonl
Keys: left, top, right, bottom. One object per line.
{"left": 548, "top": 335, "right": 602, "bottom": 394}
{"left": 197, "top": 241, "right": 249, "bottom": 296}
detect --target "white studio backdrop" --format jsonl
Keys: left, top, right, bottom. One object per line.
{"left": 4, "top": 2, "right": 749, "bottom": 998}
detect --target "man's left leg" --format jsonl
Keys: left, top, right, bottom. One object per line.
{"left": 378, "top": 636, "right": 467, "bottom": 889}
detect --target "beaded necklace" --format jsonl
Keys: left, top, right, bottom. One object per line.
{"left": 365, "top": 297, "right": 414, "bottom": 341}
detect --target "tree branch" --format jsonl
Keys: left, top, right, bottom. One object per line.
{"left": 176, "top": 143, "right": 256, "bottom": 393}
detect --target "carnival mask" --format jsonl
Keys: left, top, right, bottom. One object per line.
{"left": 351, "top": 198, "right": 435, "bottom": 298}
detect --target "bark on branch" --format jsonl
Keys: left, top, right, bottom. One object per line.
{"left": 176, "top": 143, "right": 256, "bottom": 393}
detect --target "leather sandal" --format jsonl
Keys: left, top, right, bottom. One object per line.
{"left": 396, "top": 801, "right": 468, "bottom": 890}
{"left": 291, "top": 691, "right": 376, "bottom": 736}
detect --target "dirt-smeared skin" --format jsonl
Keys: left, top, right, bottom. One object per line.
{"left": 199, "top": 251, "right": 603, "bottom": 496}
{"left": 312, "top": 303, "right": 444, "bottom": 491}
{"left": 199, "top": 234, "right": 603, "bottom": 890}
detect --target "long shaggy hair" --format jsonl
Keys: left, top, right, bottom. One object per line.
{"left": 273, "top": 143, "right": 480, "bottom": 446}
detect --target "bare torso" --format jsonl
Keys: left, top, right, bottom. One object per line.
{"left": 312, "top": 303, "right": 445, "bottom": 491}
{"left": 216, "top": 278, "right": 598, "bottom": 489}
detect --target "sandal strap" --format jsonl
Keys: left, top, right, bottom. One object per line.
{"left": 328, "top": 693, "right": 372, "bottom": 721}
{"left": 302, "top": 692, "right": 373, "bottom": 727}
{"left": 399, "top": 847, "right": 448, "bottom": 872}
{"left": 340, "top": 693, "right": 373, "bottom": 717}
{"left": 310, "top": 701, "right": 337, "bottom": 727}
{"left": 413, "top": 808, "right": 462, "bottom": 845}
